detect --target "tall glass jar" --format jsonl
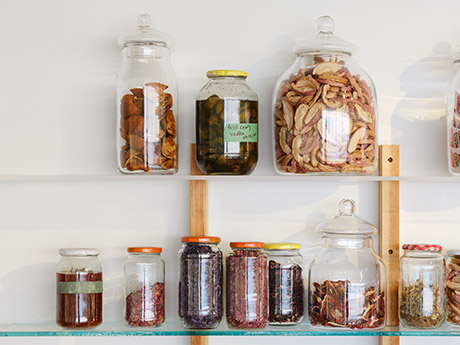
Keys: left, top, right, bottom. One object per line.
{"left": 265, "top": 243, "right": 304, "bottom": 325}
{"left": 56, "top": 248, "right": 103, "bottom": 328}
{"left": 446, "top": 47, "right": 460, "bottom": 175}
{"left": 117, "top": 14, "right": 178, "bottom": 174}
{"left": 124, "top": 247, "right": 165, "bottom": 327}
{"left": 178, "top": 236, "right": 223, "bottom": 329}
{"left": 309, "top": 199, "right": 386, "bottom": 329}
{"left": 447, "top": 251, "right": 460, "bottom": 326}
{"left": 273, "top": 16, "right": 378, "bottom": 175}
{"left": 399, "top": 244, "right": 446, "bottom": 328}
{"left": 226, "top": 242, "right": 268, "bottom": 329}
{"left": 196, "top": 70, "right": 258, "bottom": 175}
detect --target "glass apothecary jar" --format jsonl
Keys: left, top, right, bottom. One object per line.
{"left": 124, "top": 247, "right": 165, "bottom": 327}
{"left": 265, "top": 243, "right": 304, "bottom": 325}
{"left": 309, "top": 199, "right": 386, "bottom": 329}
{"left": 226, "top": 242, "right": 268, "bottom": 329}
{"left": 273, "top": 16, "right": 378, "bottom": 175}
{"left": 117, "top": 14, "right": 178, "bottom": 174}
{"left": 446, "top": 47, "right": 460, "bottom": 175}
{"left": 178, "top": 236, "right": 223, "bottom": 329}
{"left": 196, "top": 70, "right": 258, "bottom": 175}
{"left": 56, "top": 248, "right": 103, "bottom": 329}
{"left": 399, "top": 244, "right": 446, "bottom": 328}
{"left": 447, "top": 251, "right": 460, "bottom": 326}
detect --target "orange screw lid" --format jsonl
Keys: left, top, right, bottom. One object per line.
{"left": 230, "top": 242, "right": 265, "bottom": 248}
{"left": 127, "top": 247, "right": 162, "bottom": 253}
{"left": 181, "top": 236, "right": 221, "bottom": 243}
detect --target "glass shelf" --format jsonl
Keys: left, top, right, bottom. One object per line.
{"left": 1, "top": 322, "right": 460, "bottom": 337}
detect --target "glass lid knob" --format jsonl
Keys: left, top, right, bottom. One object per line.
{"left": 316, "top": 15, "right": 335, "bottom": 34}
{"left": 339, "top": 199, "right": 355, "bottom": 216}
{"left": 137, "top": 13, "right": 151, "bottom": 31}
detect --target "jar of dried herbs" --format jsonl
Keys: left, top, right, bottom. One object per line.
{"left": 124, "top": 247, "right": 165, "bottom": 327}
{"left": 196, "top": 70, "right": 258, "bottom": 175}
{"left": 56, "top": 248, "right": 103, "bottom": 329}
{"left": 399, "top": 244, "right": 446, "bottom": 328}
{"left": 227, "top": 242, "right": 268, "bottom": 329}
{"left": 178, "top": 236, "right": 223, "bottom": 329}
{"left": 265, "top": 243, "right": 304, "bottom": 325}
{"left": 447, "top": 251, "right": 460, "bottom": 327}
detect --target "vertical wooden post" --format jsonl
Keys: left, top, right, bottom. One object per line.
{"left": 189, "top": 144, "right": 208, "bottom": 345}
{"left": 378, "top": 145, "right": 400, "bottom": 345}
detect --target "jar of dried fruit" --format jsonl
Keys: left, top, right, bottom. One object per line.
{"left": 446, "top": 46, "right": 460, "bottom": 175}
{"left": 226, "top": 242, "right": 268, "bottom": 329}
{"left": 117, "top": 14, "right": 178, "bottom": 174}
{"left": 265, "top": 243, "right": 305, "bottom": 325}
{"left": 56, "top": 248, "right": 103, "bottom": 329}
{"left": 178, "top": 236, "right": 223, "bottom": 329}
{"left": 273, "top": 15, "right": 378, "bottom": 175}
{"left": 447, "top": 251, "right": 460, "bottom": 327}
{"left": 399, "top": 244, "right": 446, "bottom": 328}
{"left": 196, "top": 70, "right": 258, "bottom": 175}
{"left": 124, "top": 247, "right": 165, "bottom": 327}
{"left": 308, "top": 199, "right": 386, "bottom": 329}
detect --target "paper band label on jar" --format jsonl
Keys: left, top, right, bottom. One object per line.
{"left": 223, "top": 123, "right": 258, "bottom": 142}
{"left": 57, "top": 281, "right": 103, "bottom": 294}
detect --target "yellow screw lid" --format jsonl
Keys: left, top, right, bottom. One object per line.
{"left": 206, "top": 70, "right": 248, "bottom": 78}
{"left": 264, "top": 243, "right": 301, "bottom": 250}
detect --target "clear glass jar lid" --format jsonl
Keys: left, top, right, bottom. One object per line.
{"left": 118, "top": 13, "right": 170, "bottom": 48}
{"left": 315, "top": 199, "right": 376, "bottom": 236}
{"left": 294, "top": 15, "right": 357, "bottom": 56}
{"left": 59, "top": 248, "right": 100, "bottom": 256}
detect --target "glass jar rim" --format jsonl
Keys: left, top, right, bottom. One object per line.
{"left": 59, "top": 248, "right": 100, "bottom": 256}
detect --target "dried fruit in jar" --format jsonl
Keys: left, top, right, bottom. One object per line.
{"left": 446, "top": 255, "right": 460, "bottom": 326}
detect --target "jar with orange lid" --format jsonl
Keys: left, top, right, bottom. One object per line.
{"left": 226, "top": 242, "right": 268, "bottom": 329}
{"left": 124, "top": 247, "right": 165, "bottom": 327}
{"left": 178, "top": 236, "right": 223, "bottom": 329}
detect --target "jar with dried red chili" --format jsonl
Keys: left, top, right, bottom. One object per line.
{"left": 56, "top": 248, "right": 103, "bottom": 329}
{"left": 226, "top": 242, "right": 268, "bottom": 329}
{"left": 124, "top": 247, "right": 165, "bottom": 327}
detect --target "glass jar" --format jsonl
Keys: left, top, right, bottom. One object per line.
{"left": 178, "top": 236, "right": 223, "bottom": 329}
{"left": 447, "top": 251, "right": 460, "bottom": 326}
{"left": 446, "top": 48, "right": 460, "bottom": 175}
{"left": 273, "top": 16, "right": 378, "bottom": 175}
{"left": 226, "top": 242, "right": 268, "bottom": 329}
{"left": 56, "top": 248, "right": 103, "bottom": 328}
{"left": 308, "top": 199, "right": 386, "bottom": 329}
{"left": 265, "top": 243, "right": 304, "bottom": 325}
{"left": 399, "top": 244, "right": 446, "bottom": 328}
{"left": 196, "top": 70, "right": 258, "bottom": 175}
{"left": 124, "top": 247, "right": 165, "bottom": 327}
{"left": 117, "top": 14, "right": 178, "bottom": 174}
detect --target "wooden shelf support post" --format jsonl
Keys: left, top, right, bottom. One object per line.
{"left": 378, "top": 145, "right": 400, "bottom": 345}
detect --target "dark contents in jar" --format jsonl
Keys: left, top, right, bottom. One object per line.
{"left": 120, "top": 83, "right": 177, "bottom": 173}
{"left": 226, "top": 249, "right": 268, "bottom": 329}
{"left": 268, "top": 260, "right": 304, "bottom": 324}
{"left": 179, "top": 243, "right": 223, "bottom": 329}
{"left": 447, "top": 255, "right": 460, "bottom": 326}
{"left": 56, "top": 271, "right": 103, "bottom": 328}
{"left": 196, "top": 96, "right": 258, "bottom": 175}
{"left": 125, "top": 282, "right": 165, "bottom": 327}
{"left": 310, "top": 280, "right": 384, "bottom": 329}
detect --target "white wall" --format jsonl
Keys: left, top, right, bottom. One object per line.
{"left": 0, "top": 0, "right": 460, "bottom": 344}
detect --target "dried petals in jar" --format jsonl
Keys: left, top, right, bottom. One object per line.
{"left": 125, "top": 282, "right": 165, "bottom": 327}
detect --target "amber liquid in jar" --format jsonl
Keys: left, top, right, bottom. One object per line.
{"left": 56, "top": 272, "right": 103, "bottom": 328}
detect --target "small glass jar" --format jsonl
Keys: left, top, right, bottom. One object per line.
{"left": 273, "top": 16, "right": 378, "bottom": 175}
{"left": 446, "top": 46, "right": 460, "bottom": 175}
{"left": 309, "top": 199, "right": 386, "bottom": 329}
{"left": 124, "top": 247, "right": 165, "bottom": 327}
{"left": 447, "top": 251, "right": 460, "bottom": 326}
{"left": 399, "top": 244, "right": 446, "bottom": 328}
{"left": 117, "top": 14, "right": 178, "bottom": 174}
{"left": 196, "top": 70, "right": 258, "bottom": 175}
{"left": 265, "top": 243, "right": 304, "bottom": 325}
{"left": 56, "top": 248, "right": 103, "bottom": 328}
{"left": 226, "top": 242, "right": 268, "bottom": 329}
{"left": 178, "top": 236, "right": 223, "bottom": 329}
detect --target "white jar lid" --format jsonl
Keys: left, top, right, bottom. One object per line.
{"left": 59, "top": 248, "right": 100, "bottom": 256}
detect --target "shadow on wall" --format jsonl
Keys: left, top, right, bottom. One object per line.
{"left": 392, "top": 42, "right": 457, "bottom": 176}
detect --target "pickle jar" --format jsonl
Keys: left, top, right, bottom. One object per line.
{"left": 56, "top": 248, "right": 103, "bottom": 328}
{"left": 399, "top": 244, "right": 446, "bottom": 328}
{"left": 226, "top": 242, "right": 268, "bottom": 329}
{"left": 117, "top": 14, "right": 178, "bottom": 174}
{"left": 308, "top": 199, "right": 386, "bottom": 329}
{"left": 124, "top": 247, "right": 165, "bottom": 327}
{"left": 178, "top": 236, "right": 223, "bottom": 329}
{"left": 196, "top": 70, "right": 258, "bottom": 175}
{"left": 265, "top": 243, "right": 304, "bottom": 325}
{"left": 447, "top": 251, "right": 460, "bottom": 326}
{"left": 273, "top": 16, "right": 378, "bottom": 175}
{"left": 446, "top": 46, "right": 460, "bottom": 175}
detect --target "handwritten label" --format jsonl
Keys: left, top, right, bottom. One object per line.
{"left": 224, "top": 123, "right": 258, "bottom": 143}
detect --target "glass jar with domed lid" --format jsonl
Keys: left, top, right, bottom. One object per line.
{"left": 273, "top": 16, "right": 378, "bottom": 175}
